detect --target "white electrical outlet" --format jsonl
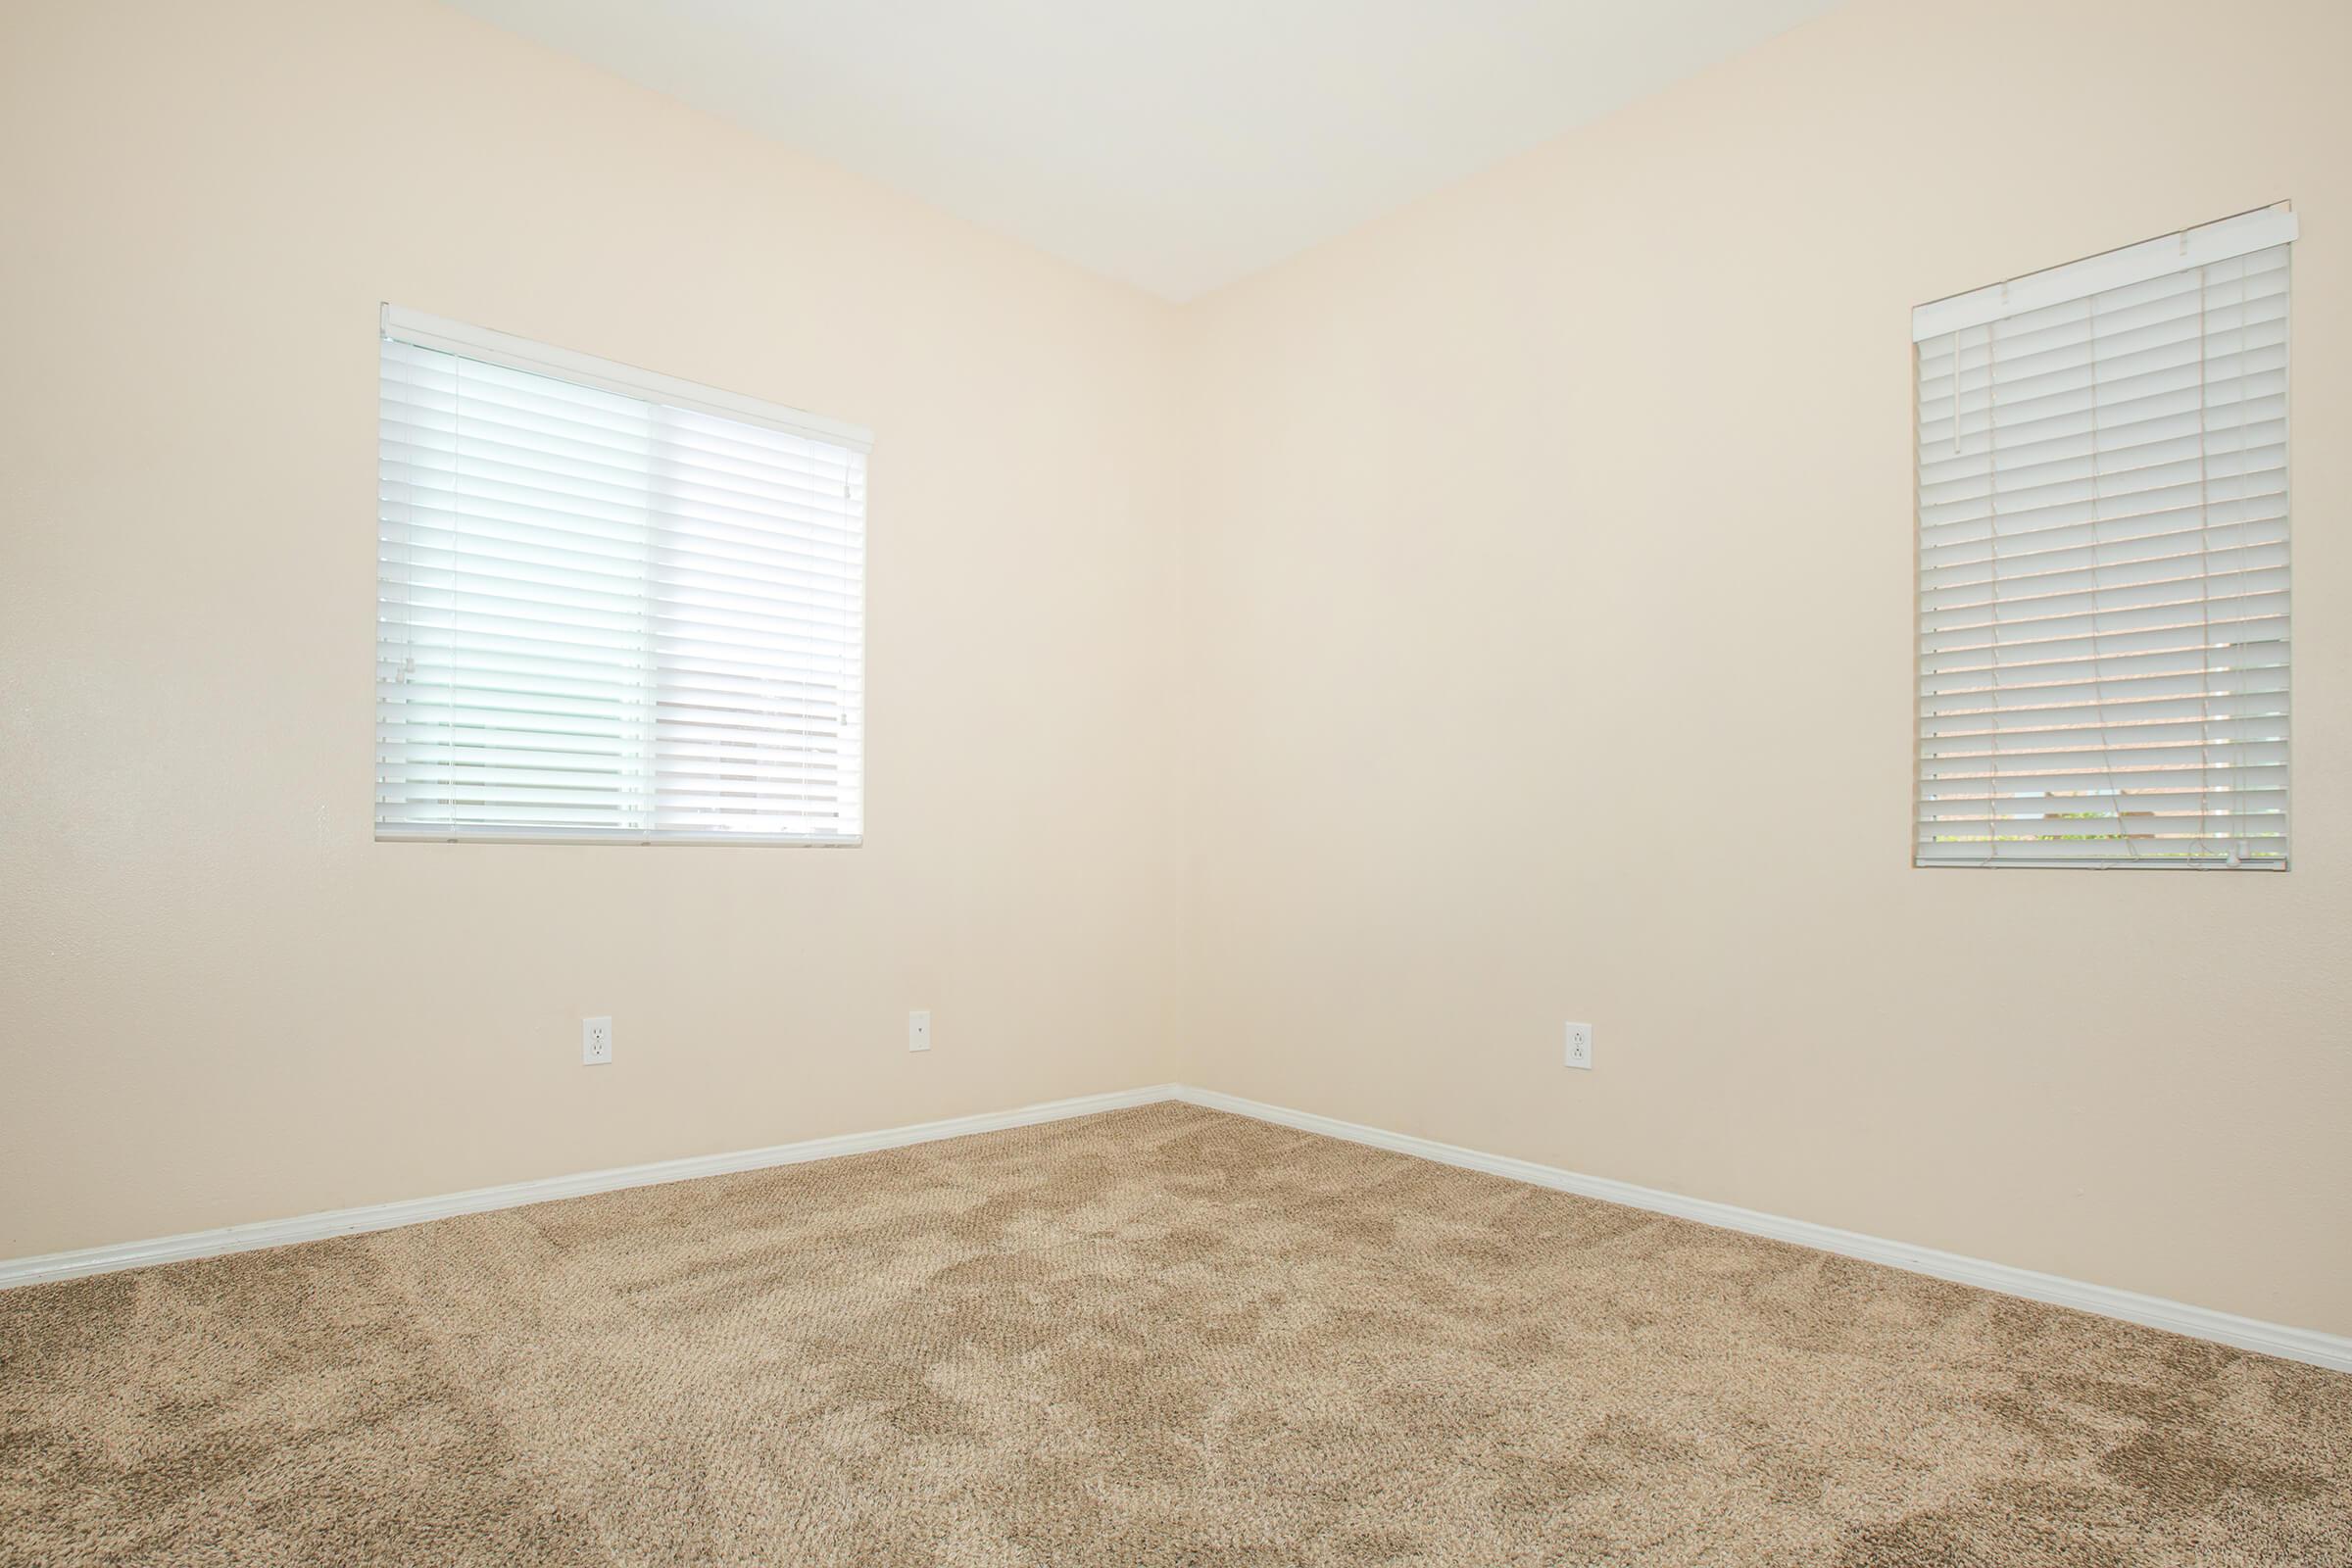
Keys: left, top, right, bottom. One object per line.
{"left": 582, "top": 1016, "right": 612, "bottom": 1066}
{"left": 907, "top": 1009, "right": 932, "bottom": 1053}
{"left": 1564, "top": 1021, "right": 1593, "bottom": 1070}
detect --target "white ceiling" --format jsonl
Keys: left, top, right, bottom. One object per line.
{"left": 445, "top": 0, "right": 1841, "bottom": 301}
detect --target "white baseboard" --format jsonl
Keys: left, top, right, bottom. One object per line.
{"left": 8, "top": 1079, "right": 2345, "bottom": 1375}
{"left": 1173, "top": 1086, "right": 2352, "bottom": 1375}
{"left": 0, "top": 1084, "right": 1182, "bottom": 1292}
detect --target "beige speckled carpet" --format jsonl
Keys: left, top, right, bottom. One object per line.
{"left": 3, "top": 1102, "right": 2348, "bottom": 1566}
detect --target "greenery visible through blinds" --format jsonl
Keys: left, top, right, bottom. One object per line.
{"left": 377, "top": 309, "right": 868, "bottom": 844}
{"left": 1913, "top": 209, "right": 2291, "bottom": 868}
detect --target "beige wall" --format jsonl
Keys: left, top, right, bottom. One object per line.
{"left": 6, "top": 0, "right": 2347, "bottom": 1341}
{"left": 1179, "top": 0, "right": 2352, "bottom": 1336}
{"left": 0, "top": 0, "right": 1188, "bottom": 1257}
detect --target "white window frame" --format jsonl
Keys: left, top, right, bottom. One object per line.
{"left": 1911, "top": 207, "right": 2294, "bottom": 870}
{"left": 375, "top": 306, "right": 872, "bottom": 847}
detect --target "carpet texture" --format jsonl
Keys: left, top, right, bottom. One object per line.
{"left": 3, "top": 1102, "right": 2347, "bottom": 1566}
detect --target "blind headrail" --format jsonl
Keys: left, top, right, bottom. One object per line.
{"left": 380, "top": 304, "right": 874, "bottom": 453}
{"left": 1911, "top": 204, "right": 2295, "bottom": 342}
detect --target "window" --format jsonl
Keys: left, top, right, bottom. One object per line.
{"left": 376, "top": 307, "right": 869, "bottom": 844}
{"left": 1913, "top": 207, "right": 2292, "bottom": 868}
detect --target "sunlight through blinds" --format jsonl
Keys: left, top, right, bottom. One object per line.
{"left": 1913, "top": 208, "right": 2292, "bottom": 868}
{"left": 376, "top": 308, "right": 869, "bottom": 845}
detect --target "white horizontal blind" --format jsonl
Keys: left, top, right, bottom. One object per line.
{"left": 1914, "top": 211, "right": 2291, "bottom": 868}
{"left": 377, "top": 309, "right": 868, "bottom": 845}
